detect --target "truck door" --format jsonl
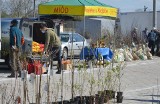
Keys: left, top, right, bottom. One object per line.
{"left": 21, "top": 20, "right": 33, "bottom": 54}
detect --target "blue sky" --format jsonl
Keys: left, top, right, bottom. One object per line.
{"left": 99, "top": 0, "right": 160, "bottom": 12}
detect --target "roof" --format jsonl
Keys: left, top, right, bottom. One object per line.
{"left": 120, "top": 11, "right": 160, "bottom": 15}
{"left": 41, "top": 0, "right": 114, "bottom": 8}
{"left": 38, "top": 0, "right": 117, "bottom": 18}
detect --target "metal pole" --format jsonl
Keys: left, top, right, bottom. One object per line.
{"left": 71, "top": 21, "right": 74, "bottom": 99}
{"left": 153, "top": 0, "right": 157, "bottom": 28}
{"left": 33, "top": 0, "right": 36, "bottom": 17}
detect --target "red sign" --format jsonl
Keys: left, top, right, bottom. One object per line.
{"left": 54, "top": 6, "right": 69, "bottom": 13}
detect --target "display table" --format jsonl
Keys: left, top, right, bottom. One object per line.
{"left": 80, "top": 47, "right": 113, "bottom": 61}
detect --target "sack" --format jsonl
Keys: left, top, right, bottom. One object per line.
{"left": 147, "top": 51, "right": 152, "bottom": 59}
{"left": 132, "top": 53, "right": 139, "bottom": 60}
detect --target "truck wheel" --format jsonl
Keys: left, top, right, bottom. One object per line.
{"left": 63, "top": 48, "right": 68, "bottom": 60}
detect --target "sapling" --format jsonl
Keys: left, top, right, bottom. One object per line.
{"left": 88, "top": 73, "right": 96, "bottom": 96}
{"left": 115, "top": 62, "right": 126, "bottom": 92}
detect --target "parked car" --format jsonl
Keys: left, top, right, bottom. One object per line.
{"left": 60, "top": 32, "right": 89, "bottom": 59}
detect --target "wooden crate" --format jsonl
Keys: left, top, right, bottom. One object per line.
{"left": 63, "top": 63, "right": 72, "bottom": 70}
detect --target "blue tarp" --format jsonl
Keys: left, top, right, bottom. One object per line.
{"left": 80, "top": 47, "right": 113, "bottom": 61}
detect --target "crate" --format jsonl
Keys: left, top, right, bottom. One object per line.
{"left": 63, "top": 63, "right": 72, "bottom": 70}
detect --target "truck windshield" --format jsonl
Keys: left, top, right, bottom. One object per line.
{"left": 61, "top": 34, "right": 69, "bottom": 42}
{"left": 1, "top": 21, "right": 10, "bottom": 37}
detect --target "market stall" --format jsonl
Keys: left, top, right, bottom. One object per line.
{"left": 38, "top": 0, "right": 117, "bottom": 18}
{"left": 38, "top": 0, "right": 118, "bottom": 103}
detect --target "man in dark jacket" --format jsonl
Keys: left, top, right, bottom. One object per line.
{"left": 148, "top": 30, "right": 156, "bottom": 55}
{"left": 40, "top": 23, "right": 62, "bottom": 74}
{"left": 8, "top": 19, "right": 24, "bottom": 77}
{"left": 154, "top": 29, "right": 160, "bottom": 55}
{"left": 142, "top": 28, "right": 148, "bottom": 43}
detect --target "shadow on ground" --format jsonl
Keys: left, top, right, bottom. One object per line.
{"left": 0, "top": 63, "right": 11, "bottom": 74}
{"left": 126, "top": 98, "right": 160, "bottom": 103}
{"left": 143, "top": 95, "right": 160, "bottom": 97}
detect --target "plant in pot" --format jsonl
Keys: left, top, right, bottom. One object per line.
{"left": 115, "top": 62, "right": 126, "bottom": 103}
{"left": 106, "top": 65, "right": 119, "bottom": 99}
{"left": 87, "top": 72, "right": 96, "bottom": 104}
{"left": 72, "top": 62, "right": 88, "bottom": 104}
{"left": 104, "top": 69, "right": 114, "bottom": 103}
{"left": 79, "top": 62, "right": 89, "bottom": 104}
{"left": 95, "top": 61, "right": 106, "bottom": 104}
{"left": 73, "top": 83, "right": 82, "bottom": 103}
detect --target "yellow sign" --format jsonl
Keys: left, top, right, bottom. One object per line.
{"left": 85, "top": 6, "right": 117, "bottom": 17}
{"left": 39, "top": 5, "right": 84, "bottom": 15}
{"left": 38, "top": 5, "right": 117, "bottom": 18}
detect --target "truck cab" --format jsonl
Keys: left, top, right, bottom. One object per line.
{"left": 1, "top": 17, "right": 62, "bottom": 66}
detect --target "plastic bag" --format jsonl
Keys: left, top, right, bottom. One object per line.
{"left": 132, "top": 53, "right": 139, "bottom": 60}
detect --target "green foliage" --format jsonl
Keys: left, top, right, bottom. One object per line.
{"left": 1, "top": 11, "right": 10, "bottom": 18}
{"left": 78, "top": 64, "right": 83, "bottom": 71}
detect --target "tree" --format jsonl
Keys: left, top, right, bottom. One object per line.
{"left": 7, "top": 0, "right": 34, "bottom": 17}
{"left": 1, "top": 0, "right": 52, "bottom": 18}
{"left": 1, "top": 11, "right": 9, "bottom": 18}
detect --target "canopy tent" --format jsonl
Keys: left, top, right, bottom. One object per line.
{"left": 38, "top": 0, "right": 118, "bottom": 18}
{"left": 38, "top": 0, "right": 117, "bottom": 101}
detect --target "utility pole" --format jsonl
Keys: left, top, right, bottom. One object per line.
{"left": 153, "top": 0, "right": 157, "bottom": 28}
{"left": 33, "top": 0, "right": 36, "bottom": 17}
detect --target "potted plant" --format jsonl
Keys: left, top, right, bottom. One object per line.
{"left": 115, "top": 62, "right": 126, "bottom": 103}
{"left": 87, "top": 72, "right": 96, "bottom": 104}
{"left": 104, "top": 70, "right": 113, "bottom": 102}
{"left": 103, "top": 62, "right": 117, "bottom": 103}
{"left": 95, "top": 58, "right": 106, "bottom": 104}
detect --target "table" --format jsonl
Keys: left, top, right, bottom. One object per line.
{"left": 80, "top": 47, "right": 113, "bottom": 61}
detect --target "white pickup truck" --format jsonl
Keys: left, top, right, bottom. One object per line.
{"left": 0, "top": 18, "right": 55, "bottom": 65}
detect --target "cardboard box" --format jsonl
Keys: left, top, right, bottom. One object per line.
{"left": 63, "top": 63, "right": 72, "bottom": 70}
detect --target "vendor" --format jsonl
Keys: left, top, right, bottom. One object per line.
{"left": 40, "top": 23, "right": 62, "bottom": 74}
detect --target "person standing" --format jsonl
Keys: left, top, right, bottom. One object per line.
{"left": 40, "top": 23, "right": 62, "bottom": 74}
{"left": 131, "top": 27, "right": 138, "bottom": 44}
{"left": 147, "top": 30, "right": 156, "bottom": 55}
{"left": 154, "top": 28, "right": 160, "bottom": 55}
{"left": 142, "top": 28, "right": 148, "bottom": 43}
{"left": 8, "top": 19, "right": 24, "bottom": 77}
